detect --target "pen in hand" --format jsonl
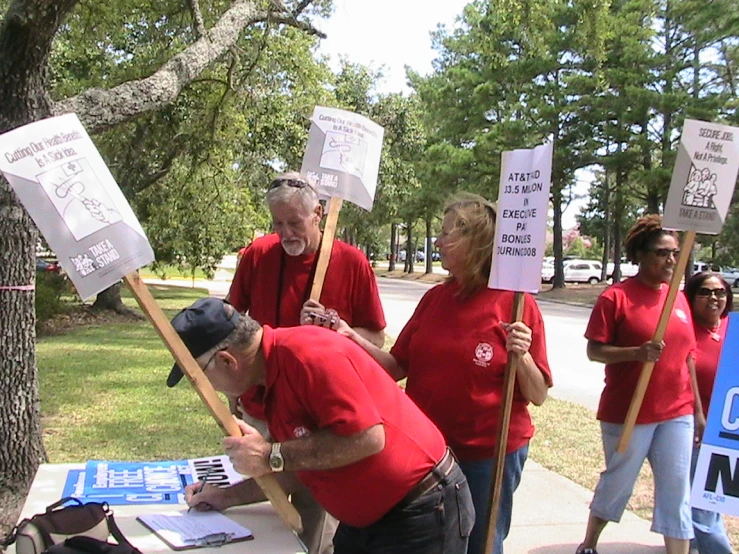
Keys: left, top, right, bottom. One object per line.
{"left": 188, "top": 467, "right": 215, "bottom": 513}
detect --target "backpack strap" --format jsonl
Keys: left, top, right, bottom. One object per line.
{"left": 102, "top": 507, "right": 141, "bottom": 554}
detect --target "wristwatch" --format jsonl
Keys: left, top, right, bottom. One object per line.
{"left": 269, "top": 442, "right": 285, "bottom": 472}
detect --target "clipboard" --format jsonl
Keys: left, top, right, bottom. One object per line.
{"left": 137, "top": 511, "right": 254, "bottom": 550}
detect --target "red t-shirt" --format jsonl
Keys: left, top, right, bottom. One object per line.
{"left": 694, "top": 317, "right": 729, "bottom": 419}
{"left": 585, "top": 278, "right": 696, "bottom": 424}
{"left": 240, "top": 325, "right": 446, "bottom": 527}
{"left": 390, "top": 282, "right": 552, "bottom": 461}
{"left": 228, "top": 234, "right": 386, "bottom": 330}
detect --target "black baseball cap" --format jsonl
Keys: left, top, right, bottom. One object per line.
{"left": 167, "top": 297, "right": 240, "bottom": 387}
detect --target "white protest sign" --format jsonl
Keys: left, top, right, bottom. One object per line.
{"left": 489, "top": 143, "right": 553, "bottom": 293}
{"left": 0, "top": 113, "right": 154, "bottom": 299}
{"left": 300, "top": 106, "right": 384, "bottom": 211}
{"left": 663, "top": 119, "right": 739, "bottom": 234}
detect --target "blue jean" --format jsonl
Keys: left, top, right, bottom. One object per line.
{"left": 458, "top": 444, "right": 529, "bottom": 554}
{"left": 591, "top": 415, "right": 694, "bottom": 539}
{"left": 332, "top": 462, "right": 474, "bottom": 554}
{"left": 690, "top": 446, "right": 733, "bottom": 554}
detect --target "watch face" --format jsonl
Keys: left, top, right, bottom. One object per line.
{"left": 270, "top": 445, "right": 284, "bottom": 471}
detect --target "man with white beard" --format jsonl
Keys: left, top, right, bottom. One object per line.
{"left": 223, "top": 171, "right": 386, "bottom": 553}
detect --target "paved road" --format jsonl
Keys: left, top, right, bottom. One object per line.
{"left": 376, "top": 276, "right": 604, "bottom": 411}
{"left": 146, "top": 273, "right": 606, "bottom": 412}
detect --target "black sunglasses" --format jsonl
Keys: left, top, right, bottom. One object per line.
{"left": 697, "top": 287, "right": 728, "bottom": 299}
{"left": 268, "top": 178, "right": 315, "bottom": 192}
{"left": 648, "top": 248, "right": 680, "bottom": 259}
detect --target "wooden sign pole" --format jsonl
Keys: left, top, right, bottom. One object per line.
{"left": 616, "top": 230, "right": 696, "bottom": 453}
{"left": 310, "top": 197, "right": 343, "bottom": 301}
{"left": 483, "top": 292, "right": 525, "bottom": 553}
{"left": 123, "top": 272, "right": 303, "bottom": 533}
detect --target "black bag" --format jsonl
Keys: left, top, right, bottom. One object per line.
{"left": 44, "top": 536, "right": 140, "bottom": 554}
{"left": 2, "top": 497, "right": 141, "bottom": 554}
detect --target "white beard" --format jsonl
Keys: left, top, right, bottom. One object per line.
{"left": 282, "top": 239, "right": 306, "bottom": 256}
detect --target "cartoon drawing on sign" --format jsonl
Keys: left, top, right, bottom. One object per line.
{"left": 70, "top": 253, "right": 96, "bottom": 277}
{"left": 319, "top": 131, "right": 367, "bottom": 179}
{"left": 682, "top": 165, "right": 718, "bottom": 209}
{"left": 36, "top": 157, "right": 122, "bottom": 240}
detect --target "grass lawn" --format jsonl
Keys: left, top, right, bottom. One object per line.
{"left": 37, "top": 285, "right": 225, "bottom": 463}
{"left": 138, "top": 264, "right": 210, "bottom": 281}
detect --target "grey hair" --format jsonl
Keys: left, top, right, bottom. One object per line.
{"left": 197, "top": 304, "right": 261, "bottom": 370}
{"left": 266, "top": 171, "right": 320, "bottom": 215}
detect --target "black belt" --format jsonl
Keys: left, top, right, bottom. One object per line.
{"left": 402, "top": 448, "right": 456, "bottom": 505}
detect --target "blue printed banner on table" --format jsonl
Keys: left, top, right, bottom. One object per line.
{"left": 691, "top": 313, "right": 739, "bottom": 515}
{"left": 62, "top": 455, "right": 242, "bottom": 505}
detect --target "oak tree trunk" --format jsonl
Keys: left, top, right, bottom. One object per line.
{"left": 0, "top": 0, "right": 78, "bottom": 538}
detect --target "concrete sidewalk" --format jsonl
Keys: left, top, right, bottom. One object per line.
{"left": 508, "top": 461, "right": 664, "bottom": 553}
{"left": 143, "top": 276, "right": 667, "bottom": 553}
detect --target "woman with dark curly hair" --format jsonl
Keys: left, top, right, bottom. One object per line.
{"left": 576, "top": 214, "right": 702, "bottom": 554}
{"left": 684, "top": 271, "right": 734, "bottom": 554}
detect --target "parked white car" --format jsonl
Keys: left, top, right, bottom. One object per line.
{"left": 564, "top": 260, "right": 604, "bottom": 284}
{"left": 541, "top": 259, "right": 603, "bottom": 284}
{"left": 720, "top": 267, "right": 739, "bottom": 287}
{"left": 694, "top": 261, "right": 720, "bottom": 273}
{"left": 541, "top": 261, "right": 555, "bottom": 283}
{"left": 693, "top": 262, "right": 739, "bottom": 287}
{"left": 607, "top": 259, "right": 639, "bottom": 281}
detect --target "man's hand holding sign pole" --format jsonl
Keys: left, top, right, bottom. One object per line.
{"left": 485, "top": 143, "right": 553, "bottom": 553}
{"left": 0, "top": 114, "right": 302, "bottom": 533}
{"left": 617, "top": 119, "right": 739, "bottom": 453}
{"left": 300, "top": 106, "right": 384, "bottom": 301}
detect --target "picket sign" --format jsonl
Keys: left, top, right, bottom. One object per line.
{"left": 301, "top": 106, "right": 384, "bottom": 301}
{"left": 123, "top": 272, "right": 303, "bottom": 531}
{"left": 484, "top": 143, "right": 553, "bottom": 552}
{"left": 483, "top": 293, "right": 524, "bottom": 554}
{"left": 617, "top": 118, "right": 739, "bottom": 452}
{"left": 0, "top": 115, "right": 301, "bottom": 533}
{"left": 309, "top": 197, "right": 343, "bottom": 300}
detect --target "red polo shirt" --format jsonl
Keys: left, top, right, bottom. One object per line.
{"left": 694, "top": 317, "right": 729, "bottom": 419}
{"left": 390, "top": 282, "right": 552, "bottom": 461}
{"left": 240, "top": 325, "right": 445, "bottom": 527}
{"left": 228, "top": 233, "right": 385, "bottom": 330}
{"left": 585, "top": 278, "right": 696, "bottom": 424}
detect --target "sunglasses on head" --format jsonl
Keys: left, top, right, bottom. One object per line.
{"left": 649, "top": 248, "right": 680, "bottom": 258}
{"left": 268, "top": 178, "right": 314, "bottom": 191}
{"left": 697, "top": 287, "right": 727, "bottom": 299}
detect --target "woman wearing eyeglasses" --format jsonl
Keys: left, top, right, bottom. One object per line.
{"left": 576, "top": 214, "right": 700, "bottom": 554}
{"left": 684, "top": 271, "right": 733, "bottom": 554}
{"left": 339, "top": 193, "right": 552, "bottom": 554}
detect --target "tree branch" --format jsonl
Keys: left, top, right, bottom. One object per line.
{"left": 0, "top": 0, "right": 79, "bottom": 128}
{"left": 294, "top": 0, "right": 313, "bottom": 14}
{"left": 187, "top": 0, "right": 207, "bottom": 38}
{"left": 253, "top": 14, "right": 326, "bottom": 37}
{"left": 51, "top": 0, "right": 323, "bottom": 133}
